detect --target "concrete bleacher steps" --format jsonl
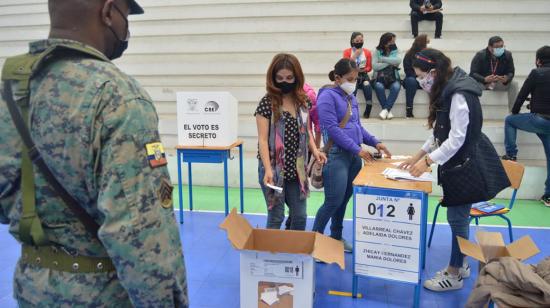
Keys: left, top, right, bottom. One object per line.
{"left": 0, "top": 0, "right": 548, "bottom": 199}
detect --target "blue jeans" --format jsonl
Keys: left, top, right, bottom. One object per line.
{"left": 374, "top": 81, "right": 401, "bottom": 111}
{"left": 258, "top": 162, "right": 307, "bottom": 230}
{"left": 312, "top": 147, "right": 362, "bottom": 240}
{"left": 447, "top": 204, "right": 472, "bottom": 268}
{"left": 403, "top": 76, "right": 419, "bottom": 110}
{"left": 354, "top": 79, "right": 373, "bottom": 104}
{"left": 504, "top": 113, "right": 550, "bottom": 195}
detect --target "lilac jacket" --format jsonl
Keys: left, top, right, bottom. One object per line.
{"left": 317, "top": 86, "right": 379, "bottom": 154}
{"left": 304, "top": 83, "right": 320, "bottom": 133}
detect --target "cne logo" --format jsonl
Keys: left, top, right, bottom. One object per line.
{"left": 204, "top": 101, "right": 220, "bottom": 113}
{"left": 186, "top": 98, "right": 199, "bottom": 113}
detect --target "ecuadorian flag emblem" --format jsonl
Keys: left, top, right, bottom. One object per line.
{"left": 145, "top": 142, "right": 167, "bottom": 168}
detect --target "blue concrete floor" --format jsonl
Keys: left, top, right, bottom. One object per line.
{"left": 1, "top": 211, "right": 549, "bottom": 308}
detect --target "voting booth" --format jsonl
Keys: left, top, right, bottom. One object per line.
{"left": 176, "top": 91, "right": 238, "bottom": 147}
{"left": 175, "top": 92, "right": 244, "bottom": 223}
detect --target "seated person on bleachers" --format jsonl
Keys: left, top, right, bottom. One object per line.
{"left": 502, "top": 46, "right": 550, "bottom": 207}
{"left": 470, "top": 36, "right": 518, "bottom": 111}
{"left": 343, "top": 32, "right": 373, "bottom": 118}
{"left": 410, "top": 0, "right": 443, "bottom": 39}
{"left": 402, "top": 34, "right": 430, "bottom": 118}
{"left": 372, "top": 32, "right": 402, "bottom": 120}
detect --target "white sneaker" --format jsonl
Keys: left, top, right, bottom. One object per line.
{"left": 341, "top": 239, "right": 353, "bottom": 253}
{"left": 379, "top": 109, "right": 388, "bottom": 120}
{"left": 460, "top": 262, "right": 471, "bottom": 278}
{"left": 433, "top": 262, "right": 470, "bottom": 280}
{"left": 387, "top": 111, "right": 394, "bottom": 120}
{"left": 423, "top": 270, "right": 463, "bottom": 292}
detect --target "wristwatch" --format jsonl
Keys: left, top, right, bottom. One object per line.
{"left": 424, "top": 155, "right": 431, "bottom": 167}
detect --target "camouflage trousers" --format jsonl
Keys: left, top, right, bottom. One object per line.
{"left": 14, "top": 261, "right": 133, "bottom": 307}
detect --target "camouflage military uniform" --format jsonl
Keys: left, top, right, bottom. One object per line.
{"left": 0, "top": 39, "right": 189, "bottom": 307}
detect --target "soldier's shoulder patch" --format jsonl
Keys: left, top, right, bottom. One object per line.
{"left": 158, "top": 178, "right": 173, "bottom": 209}
{"left": 145, "top": 142, "right": 167, "bottom": 168}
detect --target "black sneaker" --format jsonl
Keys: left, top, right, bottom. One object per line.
{"left": 541, "top": 195, "right": 550, "bottom": 207}
{"left": 501, "top": 154, "right": 517, "bottom": 161}
{"left": 406, "top": 108, "right": 414, "bottom": 118}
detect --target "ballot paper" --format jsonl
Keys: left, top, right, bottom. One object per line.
{"left": 278, "top": 285, "right": 294, "bottom": 296}
{"left": 260, "top": 289, "right": 279, "bottom": 306}
{"left": 389, "top": 155, "right": 412, "bottom": 160}
{"left": 382, "top": 168, "right": 434, "bottom": 182}
{"left": 266, "top": 183, "right": 283, "bottom": 193}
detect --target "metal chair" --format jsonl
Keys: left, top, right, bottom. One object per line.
{"left": 428, "top": 159, "right": 525, "bottom": 247}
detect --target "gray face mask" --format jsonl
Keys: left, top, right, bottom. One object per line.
{"left": 108, "top": 4, "right": 130, "bottom": 60}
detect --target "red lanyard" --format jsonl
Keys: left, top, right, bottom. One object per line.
{"left": 490, "top": 58, "right": 499, "bottom": 75}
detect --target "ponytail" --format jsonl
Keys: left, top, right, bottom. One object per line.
{"left": 328, "top": 58, "right": 358, "bottom": 81}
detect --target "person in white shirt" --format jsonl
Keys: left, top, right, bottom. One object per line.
{"left": 399, "top": 49, "right": 484, "bottom": 292}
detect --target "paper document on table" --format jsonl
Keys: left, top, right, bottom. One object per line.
{"left": 389, "top": 155, "right": 412, "bottom": 160}
{"left": 382, "top": 168, "right": 434, "bottom": 182}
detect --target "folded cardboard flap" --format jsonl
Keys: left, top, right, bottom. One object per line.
{"left": 475, "top": 231, "right": 505, "bottom": 247}
{"left": 457, "top": 231, "right": 541, "bottom": 264}
{"left": 475, "top": 232, "right": 509, "bottom": 261}
{"left": 220, "top": 208, "right": 345, "bottom": 270}
{"left": 457, "top": 236, "right": 486, "bottom": 263}
{"left": 219, "top": 208, "right": 254, "bottom": 250}
{"left": 505, "top": 235, "right": 540, "bottom": 261}
{"left": 251, "top": 229, "right": 314, "bottom": 254}
{"left": 312, "top": 233, "right": 345, "bottom": 270}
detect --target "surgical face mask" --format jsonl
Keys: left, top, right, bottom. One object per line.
{"left": 275, "top": 81, "right": 297, "bottom": 94}
{"left": 108, "top": 4, "right": 130, "bottom": 60}
{"left": 352, "top": 42, "right": 364, "bottom": 49}
{"left": 417, "top": 70, "right": 435, "bottom": 93}
{"left": 493, "top": 47, "right": 505, "bottom": 58}
{"left": 339, "top": 81, "right": 356, "bottom": 95}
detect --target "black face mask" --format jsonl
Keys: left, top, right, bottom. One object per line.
{"left": 108, "top": 4, "right": 130, "bottom": 60}
{"left": 275, "top": 81, "right": 297, "bottom": 94}
{"left": 388, "top": 44, "right": 397, "bottom": 51}
{"left": 352, "top": 42, "right": 364, "bottom": 49}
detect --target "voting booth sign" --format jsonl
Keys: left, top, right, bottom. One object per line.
{"left": 351, "top": 160, "right": 431, "bottom": 308}
{"left": 353, "top": 187, "right": 427, "bottom": 284}
{"left": 176, "top": 92, "right": 238, "bottom": 147}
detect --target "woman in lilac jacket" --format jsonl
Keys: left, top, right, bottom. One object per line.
{"left": 312, "top": 58, "right": 392, "bottom": 252}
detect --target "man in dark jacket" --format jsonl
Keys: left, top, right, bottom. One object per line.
{"left": 470, "top": 36, "right": 518, "bottom": 110}
{"left": 410, "top": 0, "right": 443, "bottom": 39}
{"left": 503, "top": 46, "right": 550, "bottom": 207}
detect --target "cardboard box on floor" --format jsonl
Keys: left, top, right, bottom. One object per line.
{"left": 457, "top": 231, "right": 541, "bottom": 270}
{"left": 220, "top": 208, "right": 345, "bottom": 308}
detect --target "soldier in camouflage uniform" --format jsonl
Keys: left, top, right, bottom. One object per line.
{"left": 0, "top": 0, "right": 189, "bottom": 306}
